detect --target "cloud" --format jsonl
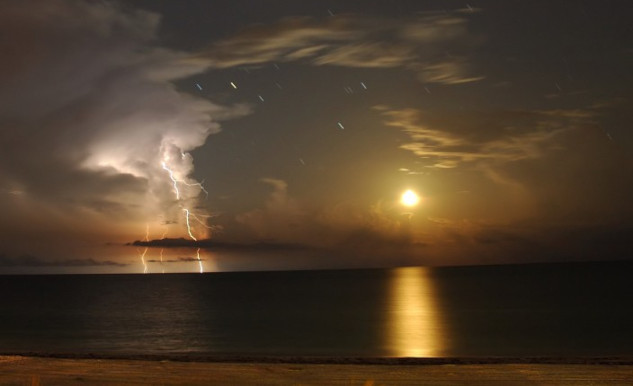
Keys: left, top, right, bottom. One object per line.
{"left": 197, "top": 12, "right": 483, "bottom": 85}
{"left": 0, "top": 254, "right": 127, "bottom": 267}
{"left": 229, "top": 167, "right": 633, "bottom": 266}
{"left": 236, "top": 178, "right": 311, "bottom": 243}
{"left": 147, "top": 256, "right": 205, "bottom": 263}
{"left": 458, "top": 222, "right": 633, "bottom": 264}
{"left": 234, "top": 179, "right": 426, "bottom": 257}
{"left": 415, "top": 60, "right": 485, "bottom": 85}
{"left": 376, "top": 102, "right": 633, "bottom": 235}
{"left": 0, "top": 0, "right": 249, "bottom": 252}
{"left": 376, "top": 106, "right": 599, "bottom": 168}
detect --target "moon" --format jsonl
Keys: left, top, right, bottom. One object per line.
{"left": 401, "top": 190, "right": 420, "bottom": 207}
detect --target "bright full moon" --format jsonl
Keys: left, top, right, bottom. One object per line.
{"left": 401, "top": 190, "right": 420, "bottom": 207}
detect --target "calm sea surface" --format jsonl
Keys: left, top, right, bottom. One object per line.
{"left": 1, "top": 261, "right": 632, "bottom": 358}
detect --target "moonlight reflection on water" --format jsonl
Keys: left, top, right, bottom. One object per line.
{"left": 387, "top": 267, "right": 445, "bottom": 357}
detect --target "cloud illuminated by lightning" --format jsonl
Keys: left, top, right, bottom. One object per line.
{"left": 82, "top": 87, "right": 246, "bottom": 244}
{"left": 77, "top": 73, "right": 248, "bottom": 244}
{"left": 1, "top": 0, "right": 252, "bottom": 260}
{"left": 160, "top": 146, "right": 213, "bottom": 241}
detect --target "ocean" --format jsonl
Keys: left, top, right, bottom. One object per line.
{"left": 1, "top": 261, "right": 632, "bottom": 358}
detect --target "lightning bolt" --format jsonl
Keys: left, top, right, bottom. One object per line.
{"left": 182, "top": 180, "right": 209, "bottom": 198}
{"left": 188, "top": 211, "right": 212, "bottom": 229}
{"left": 161, "top": 146, "right": 210, "bottom": 244}
{"left": 139, "top": 247, "right": 149, "bottom": 274}
{"left": 162, "top": 161, "right": 180, "bottom": 200}
{"left": 159, "top": 248, "right": 165, "bottom": 274}
{"left": 163, "top": 157, "right": 208, "bottom": 199}
{"left": 196, "top": 248, "right": 203, "bottom": 274}
{"left": 144, "top": 224, "right": 150, "bottom": 242}
{"left": 183, "top": 208, "right": 198, "bottom": 241}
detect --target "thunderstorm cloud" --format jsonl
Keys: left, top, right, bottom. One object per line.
{"left": 0, "top": 0, "right": 248, "bottom": 258}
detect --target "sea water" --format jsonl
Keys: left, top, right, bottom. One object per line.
{"left": 1, "top": 261, "right": 631, "bottom": 358}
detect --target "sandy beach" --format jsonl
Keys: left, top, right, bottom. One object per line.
{"left": 1, "top": 356, "right": 632, "bottom": 385}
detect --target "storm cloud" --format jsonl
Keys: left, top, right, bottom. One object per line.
{"left": 0, "top": 0, "right": 247, "bottom": 257}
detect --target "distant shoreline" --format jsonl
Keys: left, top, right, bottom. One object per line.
{"left": 2, "top": 257, "right": 632, "bottom": 276}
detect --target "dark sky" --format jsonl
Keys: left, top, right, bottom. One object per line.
{"left": 1, "top": 0, "right": 632, "bottom": 273}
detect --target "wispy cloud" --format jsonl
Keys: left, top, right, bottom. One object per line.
{"left": 197, "top": 12, "right": 483, "bottom": 85}
{"left": 415, "top": 60, "right": 485, "bottom": 85}
{"left": 376, "top": 106, "right": 599, "bottom": 168}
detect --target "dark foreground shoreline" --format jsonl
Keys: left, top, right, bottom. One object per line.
{"left": 2, "top": 355, "right": 633, "bottom": 386}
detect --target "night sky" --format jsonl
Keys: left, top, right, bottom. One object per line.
{"left": 1, "top": 0, "right": 632, "bottom": 273}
